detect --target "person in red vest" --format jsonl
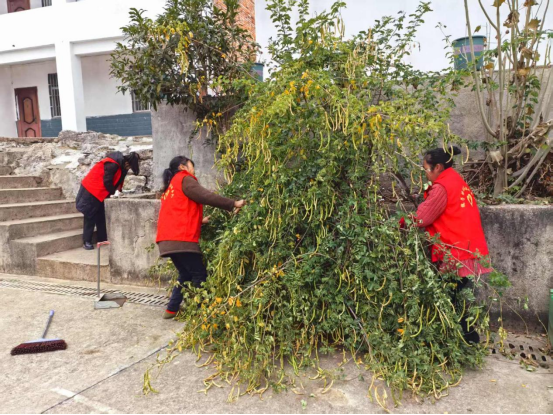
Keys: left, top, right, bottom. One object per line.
{"left": 409, "top": 146, "right": 492, "bottom": 343}
{"left": 76, "top": 151, "right": 140, "bottom": 250}
{"left": 156, "top": 155, "right": 245, "bottom": 319}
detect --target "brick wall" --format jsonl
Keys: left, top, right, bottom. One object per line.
{"left": 214, "top": 0, "right": 255, "bottom": 40}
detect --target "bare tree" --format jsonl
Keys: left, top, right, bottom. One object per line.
{"left": 464, "top": 0, "right": 552, "bottom": 196}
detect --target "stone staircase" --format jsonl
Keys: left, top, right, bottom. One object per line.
{"left": 0, "top": 149, "right": 109, "bottom": 282}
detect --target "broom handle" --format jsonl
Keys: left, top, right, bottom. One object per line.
{"left": 41, "top": 310, "right": 54, "bottom": 339}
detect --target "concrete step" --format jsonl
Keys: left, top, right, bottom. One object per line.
{"left": 0, "top": 200, "right": 77, "bottom": 222}
{"left": 0, "top": 149, "right": 28, "bottom": 165}
{"left": 10, "top": 229, "right": 91, "bottom": 275}
{"left": 37, "top": 247, "right": 109, "bottom": 283}
{"left": 0, "top": 213, "right": 82, "bottom": 240}
{"left": 0, "top": 187, "right": 63, "bottom": 204}
{"left": 0, "top": 176, "right": 44, "bottom": 189}
{"left": 0, "top": 166, "right": 12, "bottom": 175}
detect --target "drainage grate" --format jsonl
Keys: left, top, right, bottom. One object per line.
{"left": 490, "top": 342, "right": 552, "bottom": 366}
{"left": 0, "top": 278, "right": 167, "bottom": 307}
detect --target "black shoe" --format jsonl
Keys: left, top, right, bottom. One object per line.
{"left": 83, "top": 242, "right": 94, "bottom": 250}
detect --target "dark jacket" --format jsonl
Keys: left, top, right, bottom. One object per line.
{"left": 76, "top": 152, "right": 128, "bottom": 218}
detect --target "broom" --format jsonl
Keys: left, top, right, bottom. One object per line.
{"left": 11, "top": 310, "right": 67, "bottom": 355}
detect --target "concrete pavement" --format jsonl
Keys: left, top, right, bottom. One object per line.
{"left": 1, "top": 273, "right": 551, "bottom": 414}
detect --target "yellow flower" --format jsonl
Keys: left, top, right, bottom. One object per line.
{"left": 201, "top": 324, "right": 207, "bottom": 330}
{"left": 398, "top": 317, "right": 404, "bottom": 323}
{"left": 226, "top": 323, "right": 231, "bottom": 329}
{"left": 296, "top": 234, "right": 301, "bottom": 239}
{"left": 212, "top": 324, "right": 218, "bottom": 329}
{"left": 220, "top": 311, "right": 226, "bottom": 315}
{"left": 236, "top": 299, "right": 243, "bottom": 307}
{"left": 234, "top": 316, "right": 239, "bottom": 322}
{"left": 216, "top": 297, "right": 223, "bottom": 304}
{"left": 228, "top": 297, "right": 235, "bottom": 306}
{"left": 397, "top": 328, "right": 405, "bottom": 335}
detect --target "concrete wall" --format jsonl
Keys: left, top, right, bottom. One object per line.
{"left": 81, "top": 54, "right": 132, "bottom": 117}
{"left": 0, "top": 66, "right": 15, "bottom": 136}
{"left": 105, "top": 198, "right": 160, "bottom": 284}
{"left": 105, "top": 199, "right": 552, "bottom": 331}
{"left": 481, "top": 205, "right": 553, "bottom": 332}
{"left": 151, "top": 103, "right": 220, "bottom": 192}
{"left": 0, "top": 1, "right": 167, "bottom": 56}
{"left": 449, "top": 68, "right": 553, "bottom": 154}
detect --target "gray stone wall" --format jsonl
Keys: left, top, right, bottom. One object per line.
{"left": 481, "top": 204, "right": 552, "bottom": 332}
{"left": 105, "top": 198, "right": 552, "bottom": 330}
{"left": 151, "top": 103, "right": 221, "bottom": 192}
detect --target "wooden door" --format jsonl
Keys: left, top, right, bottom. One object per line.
{"left": 15, "top": 87, "right": 42, "bottom": 138}
{"left": 7, "top": 0, "right": 30, "bottom": 13}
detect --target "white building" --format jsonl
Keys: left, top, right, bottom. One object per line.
{"left": 0, "top": 0, "right": 167, "bottom": 138}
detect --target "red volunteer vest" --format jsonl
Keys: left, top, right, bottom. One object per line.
{"left": 81, "top": 157, "right": 122, "bottom": 202}
{"left": 424, "top": 168, "right": 489, "bottom": 263}
{"left": 156, "top": 171, "right": 203, "bottom": 243}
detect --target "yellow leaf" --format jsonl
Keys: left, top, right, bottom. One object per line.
{"left": 484, "top": 62, "right": 495, "bottom": 70}
{"left": 517, "top": 68, "right": 530, "bottom": 76}
{"left": 527, "top": 18, "right": 540, "bottom": 31}
{"left": 493, "top": 0, "right": 506, "bottom": 6}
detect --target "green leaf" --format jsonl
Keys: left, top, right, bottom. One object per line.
{"left": 475, "top": 25, "right": 482, "bottom": 33}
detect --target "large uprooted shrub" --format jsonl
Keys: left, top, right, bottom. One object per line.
{"left": 147, "top": 0, "right": 509, "bottom": 408}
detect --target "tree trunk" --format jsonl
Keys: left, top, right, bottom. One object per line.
{"left": 493, "top": 165, "right": 507, "bottom": 196}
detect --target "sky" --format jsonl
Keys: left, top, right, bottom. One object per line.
{"left": 255, "top": 0, "right": 553, "bottom": 73}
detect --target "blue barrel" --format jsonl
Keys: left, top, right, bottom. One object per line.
{"left": 252, "top": 63, "right": 264, "bottom": 81}
{"left": 453, "top": 36, "right": 486, "bottom": 70}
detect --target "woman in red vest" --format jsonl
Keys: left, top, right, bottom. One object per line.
{"left": 414, "top": 146, "right": 492, "bottom": 343}
{"left": 156, "top": 155, "right": 245, "bottom": 319}
{"left": 76, "top": 151, "right": 140, "bottom": 250}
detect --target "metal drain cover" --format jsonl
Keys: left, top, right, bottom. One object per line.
{"left": 0, "top": 278, "right": 167, "bottom": 307}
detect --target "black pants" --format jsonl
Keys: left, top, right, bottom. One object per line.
{"left": 166, "top": 253, "right": 208, "bottom": 313}
{"left": 452, "top": 277, "right": 480, "bottom": 343}
{"left": 83, "top": 202, "right": 107, "bottom": 244}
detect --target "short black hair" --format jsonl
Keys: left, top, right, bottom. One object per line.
{"left": 424, "top": 146, "right": 461, "bottom": 170}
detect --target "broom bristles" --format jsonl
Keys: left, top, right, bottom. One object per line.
{"left": 10, "top": 339, "right": 67, "bottom": 355}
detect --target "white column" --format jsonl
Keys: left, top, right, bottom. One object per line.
{"left": 55, "top": 40, "right": 87, "bottom": 132}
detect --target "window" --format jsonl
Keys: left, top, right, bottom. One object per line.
{"left": 48, "top": 73, "right": 62, "bottom": 118}
{"left": 42, "top": 0, "right": 52, "bottom": 6}
{"left": 131, "top": 91, "right": 151, "bottom": 112}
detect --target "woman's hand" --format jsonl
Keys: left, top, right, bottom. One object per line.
{"left": 233, "top": 199, "right": 246, "bottom": 214}
{"left": 202, "top": 216, "right": 211, "bottom": 224}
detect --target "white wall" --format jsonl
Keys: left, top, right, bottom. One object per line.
{"left": 10, "top": 60, "right": 57, "bottom": 121}
{"left": 81, "top": 54, "right": 132, "bottom": 117}
{"left": 0, "top": 0, "right": 166, "bottom": 56}
{"left": 30, "top": 0, "right": 43, "bottom": 9}
{"left": 0, "top": 66, "right": 16, "bottom": 136}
